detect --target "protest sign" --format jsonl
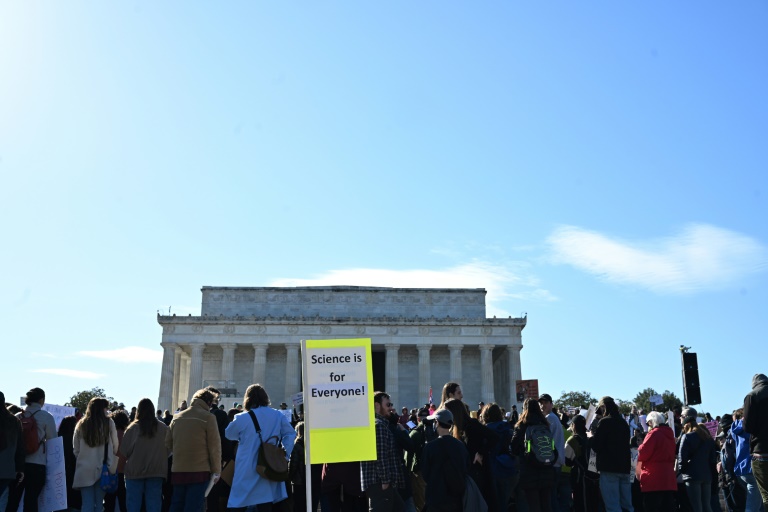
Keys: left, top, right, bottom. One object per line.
{"left": 291, "top": 392, "right": 303, "bottom": 407}
{"left": 302, "top": 338, "right": 375, "bottom": 464}
{"left": 649, "top": 394, "right": 663, "bottom": 405}
{"left": 667, "top": 410, "right": 675, "bottom": 429}
{"left": 585, "top": 404, "right": 597, "bottom": 430}
{"left": 704, "top": 420, "right": 718, "bottom": 438}
{"left": 515, "top": 379, "right": 539, "bottom": 402}
{"left": 23, "top": 437, "right": 67, "bottom": 512}
{"left": 43, "top": 404, "right": 76, "bottom": 430}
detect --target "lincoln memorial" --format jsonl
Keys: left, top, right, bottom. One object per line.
{"left": 156, "top": 286, "right": 527, "bottom": 412}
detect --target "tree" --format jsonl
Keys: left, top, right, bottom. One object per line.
{"left": 615, "top": 398, "right": 634, "bottom": 415}
{"left": 633, "top": 387, "right": 683, "bottom": 413}
{"left": 555, "top": 390, "right": 597, "bottom": 411}
{"left": 65, "top": 387, "right": 113, "bottom": 413}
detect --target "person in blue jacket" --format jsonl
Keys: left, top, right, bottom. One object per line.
{"left": 225, "top": 384, "right": 296, "bottom": 512}
{"left": 730, "top": 408, "right": 763, "bottom": 512}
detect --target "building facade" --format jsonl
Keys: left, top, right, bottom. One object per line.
{"left": 157, "top": 286, "right": 526, "bottom": 412}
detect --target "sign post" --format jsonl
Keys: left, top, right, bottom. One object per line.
{"left": 301, "top": 338, "right": 376, "bottom": 512}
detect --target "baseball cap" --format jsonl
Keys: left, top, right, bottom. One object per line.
{"left": 427, "top": 409, "right": 454, "bottom": 427}
{"left": 538, "top": 394, "right": 553, "bottom": 403}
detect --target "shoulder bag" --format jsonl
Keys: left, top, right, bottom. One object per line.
{"left": 100, "top": 442, "right": 118, "bottom": 493}
{"left": 249, "top": 410, "right": 289, "bottom": 482}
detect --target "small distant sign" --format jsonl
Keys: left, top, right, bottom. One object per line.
{"left": 704, "top": 420, "right": 718, "bottom": 438}
{"left": 292, "top": 392, "right": 303, "bottom": 406}
{"left": 649, "top": 394, "right": 664, "bottom": 405}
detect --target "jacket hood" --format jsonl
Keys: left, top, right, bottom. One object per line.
{"left": 753, "top": 374, "right": 768, "bottom": 390}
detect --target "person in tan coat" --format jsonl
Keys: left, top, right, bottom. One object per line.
{"left": 165, "top": 388, "right": 222, "bottom": 512}
{"left": 120, "top": 398, "right": 170, "bottom": 512}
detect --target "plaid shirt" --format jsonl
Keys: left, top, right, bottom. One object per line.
{"left": 361, "top": 414, "right": 406, "bottom": 492}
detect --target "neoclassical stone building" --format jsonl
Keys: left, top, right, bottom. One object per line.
{"left": 157, "top": 286, "right": 526, "bottom": 412}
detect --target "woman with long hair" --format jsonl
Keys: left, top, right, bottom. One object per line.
{"left": 120, "top": 398, "right": 170, "bottom": 512}
{"left": 443, "top": 398, "right": 500, "bottom": 511}
{"left": 0, "top": 391, "right": 24, "bottom": 510}
{"left": 438, "top": 382, "right": 464, "bottom": 410}
{"left": 678, "top": 407, "right": 717, "bottom": 512}
{"left": 225, "top": 384, "right": 296, "bottom": 512}
{"left": 637, "top": 411, "right": 677, "bottom": 512}
{"left": 73, "top": 397, "right": 119, "bottom": 512}
{"left": 510, "top": 398, "right": 555, "bottom": 512}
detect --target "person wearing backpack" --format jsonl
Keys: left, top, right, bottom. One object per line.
{"left": 565, "top": 415, "right": 600, "bottom": 512}
{"left": 592, "top": 396, "right": 633, "bottom": 512}
{"left": 511, "top": 398, "right": 556, "bottom": 512}
{"left": 6, "top": 387, "right": 58, "bottom": 512}
{"left": 481, "top": 403, "right": 518, "bottom": 512}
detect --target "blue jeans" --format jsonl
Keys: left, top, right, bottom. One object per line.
{"left": 80, "top": 482, "right": 107, "bottom": 512}
{"left": 738, "top": 473, "right": 764, "bottom": 512}
{"left": 685, "top": 480, "right": 713, "bottom": 512}
{"left": 599, "top": 472, "right": 633, "bottom": 512}
{"left": 170, "top": 481, "right": 208, "bottom": 512}
{"left": 126, "top": 477, "right": 164, "bottom": 512}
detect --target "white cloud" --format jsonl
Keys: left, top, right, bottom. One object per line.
{"left": 78, "top": 347, "right": 163, "bottom": 364}
{"left": 31, "top": 369, "right": 106, "bottom": 379}
{"left": 547, "top": 223, "right": 768, "bottom": 293}
{"left": 270, "top": 261, "right": 555, "bottom": 317}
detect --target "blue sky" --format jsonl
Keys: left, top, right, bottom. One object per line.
{"left": 1, "top": 1, "right": 766, "bottom": 416}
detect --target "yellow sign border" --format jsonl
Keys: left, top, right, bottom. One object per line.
{"left": 302, "top": 338, "right": 376, "bottom": 464}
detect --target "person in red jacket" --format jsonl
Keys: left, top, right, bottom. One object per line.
{"left": 637, "top": 411, "right": 677, "bottom": 512}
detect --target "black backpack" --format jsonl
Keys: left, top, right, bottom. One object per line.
{"left": 524, "top": 423, "right": 557, "bottom": 467}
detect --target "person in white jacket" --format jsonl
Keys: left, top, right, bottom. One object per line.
{"left": 73, "top": 398, "right": 118, "bottom": 512}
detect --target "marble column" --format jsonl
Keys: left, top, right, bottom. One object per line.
{"left": 508, "top": 343, "right": 523, "bottom": 409}
{"left": 448, "top": 344, "right": 463, "bottom": 383}
{"left": 385, "top": 344, "right": 399, "bottom": 405}
{"left": 158, "top": 342, "right": 176, "bottom": 412}
{"left": 252, "top": 343, "right": 268, "bottom": 385}
{"left": 171, "top": 347, "right": 182, "bottom": 412}
{"left": 221, "top": 343, "right": 237, "bottom": 387}
{"left": 187, "top": 344, "right": 205, "bottom": 401}
{"left": 179, "top": 353, "right": 190, "bottom": 407}
{"left": 285, "top": 344, "right": 301, "bottom": 403}
{"left": 417, "top": 344, "right": 432, "bottom": 406}
{"left": 480, "top": 344, "right": 496, "bottom": 403}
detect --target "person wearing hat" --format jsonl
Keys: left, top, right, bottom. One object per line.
{"left": 677, "top": 406, "right": 717, "bottom": 512}
{"left": 592, "top": 396, "right": 633, "bottom": 512}
{"left": 538, "top": 393, "right": 568, "bottom": 511}
{"left": 636, "top": 411, "right": 677, "bottom": 511}
{"left": 509, "top": 404, "right": 519, "bottom": 425}
{"left": 717, "top": 413, "right": 746, "bottom": 511}
{"left": 421, "top": 409, "right": 468, "bottom": 512}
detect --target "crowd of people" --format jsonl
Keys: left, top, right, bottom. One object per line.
{"left": 1, "top": 373, "right": 767, "bottom": 512}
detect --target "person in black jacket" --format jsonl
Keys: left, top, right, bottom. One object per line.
{"left": 677, "top": 407, "right": 716, "bottom": 512}
{"left": 422, "top": 409, "right": 468, "bottom": 512}
{"left": 592, "top": 396, "right": 633, "bottom": 512}
{"left": 743, "top": 373, "right": 768, "bottom": 509}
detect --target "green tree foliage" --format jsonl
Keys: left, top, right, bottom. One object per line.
{"left": 615, "top": 399, "right": 634, "bottom": 415}
{"left": 65, "top": 387, "right": 114, "bottom": 413}
{"left": 633, "top": 387, "right": 683, "bottom": 412}
{"left": 555, "top": 390, "right": 597, "bottom": 411}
